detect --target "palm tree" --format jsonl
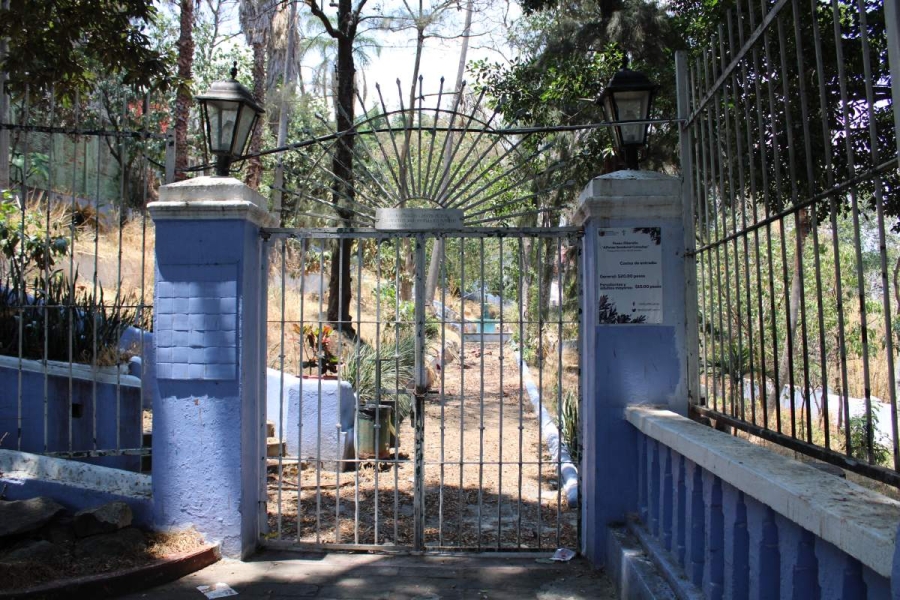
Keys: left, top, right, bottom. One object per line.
{"left": 239, "top": 0, "right": 277, "bottom": 189}
{"left": 174, "top": 0, "right": 195, "bottom": 181}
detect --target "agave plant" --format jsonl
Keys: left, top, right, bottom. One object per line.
{"left": 558, "top": 388, "right": 581, "bottom": 465}
{"left": 341, "top": 331, "right": 416, "bottom": 424}
{"left": 0, "top": 270, "right": 143, "bottom": 366}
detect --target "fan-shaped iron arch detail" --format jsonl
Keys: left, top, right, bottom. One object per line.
{"left": 258, "top": 78, "right": 574, "bottom": 228}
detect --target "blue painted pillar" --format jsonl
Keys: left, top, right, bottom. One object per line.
{"left": 149, "top": 177, "right": 274, "bottom": 558}
{"left": 575, "top": 170, "right": 687, "bottom": 565}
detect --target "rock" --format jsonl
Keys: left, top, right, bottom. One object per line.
{"left": 0, "top": 497, "right": 65, "bottom": 539}
{"left": 74, "top": 527, "right": 146, "bottom": 559}
{"left": 1, "top": 540, "right": 67, "bottom": 564}
{"left": 266, "top": 421, "right": 276, "bottom": 437}
{"left": 41, "top": 516, "right": 76, "bottom": 548}
{"left": 73, "top": 502, "right": 133, "bottom": 538}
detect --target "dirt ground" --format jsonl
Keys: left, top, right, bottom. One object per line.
{"left": 0, "top": 529, "right": 205, "bottom": 592}
{"left": 265, "top": 341, "right": 578, "bottom": 551}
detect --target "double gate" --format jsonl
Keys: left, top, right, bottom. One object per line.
{"left": 261, "top": 227, "right": 581, "bottom": 552}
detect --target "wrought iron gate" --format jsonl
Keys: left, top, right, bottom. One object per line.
{"left": 261, "top": 227, "right": 581, "bottom": 552}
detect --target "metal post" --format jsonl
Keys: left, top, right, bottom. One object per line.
{"left": 413, "top": 234, "right": 427, "bottom": 551}
{"left": 165, "top": 132, "right": 176, "bottom": 184}
{"left": 0, "top": 0, "right": 10, "bottom": 190}
{"left": 884, "top": 0, "right": 900, "bottom": 152}
{"left": 677, "top": 51, "right": 701, "bottom": 407}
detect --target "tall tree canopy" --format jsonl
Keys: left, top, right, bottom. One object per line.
{"left": 474, "top": 0, "right": 682, "bottom": 189}
{"left": 0, "top": 0, "right": 171, "bottom": 100}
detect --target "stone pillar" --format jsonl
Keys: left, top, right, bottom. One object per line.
{"left": 574, "top": 170, "right": 687, "bottom": 565}
{"left": 148, "top": 176, "right": 274, "bottom": 558}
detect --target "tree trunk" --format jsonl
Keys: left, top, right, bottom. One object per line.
{"left": 326, "top": 1, "right": 356, "bottom": 336}
{"left": 245, "top": 38, "right": 266, "bottom": 189}
{"left": 398, "top": 16, "right": 426, "bottom": 303}
{"left": 271, "top": 0, "right": 297, "bottom": 221}
{"left": 425, "top": 0, "right": 474, "bottom": 307}
{"left": 767, "top": 209, "right": 810, "bottom": 411}
{"left": 174, "top": 0, "right": 194, "bottom": 181}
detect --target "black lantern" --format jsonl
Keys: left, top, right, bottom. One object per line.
{"left": 196, "top": 63, "right": 265, "bottom": 176}
{"left": 599, "top": 63, "right": 658, "bottom": 170}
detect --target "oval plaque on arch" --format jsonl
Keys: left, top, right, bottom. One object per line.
{"left": 375, "top": 208, "right": 464, "bottom": 231}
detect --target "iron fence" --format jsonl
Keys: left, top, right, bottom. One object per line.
{"left": 681, "top": 0, "right": 900, "bottom": 485}
{"left": 0, "top": 88, "right": 166, "bottom": 470}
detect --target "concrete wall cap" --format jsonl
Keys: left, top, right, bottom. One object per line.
{"left": 0, "top": 449, "right": 151, "bottom": 498}
{"left": 581, "top": 169, "right": 681, "bottom": 199}
{"left": 575, "top": 170, "right": 682, "bottom": 224}
{"left": 151, "top": 176, "right": 277, "bottom": 227}
{"left": 625, "top": 406, "right": 900, "bottom": 578}
{"left": 0, "top": 354, "right": 141, "bottom": 387}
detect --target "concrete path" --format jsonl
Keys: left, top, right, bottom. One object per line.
{"left": 116, "top": 550, "right": 616, "bottom": 599}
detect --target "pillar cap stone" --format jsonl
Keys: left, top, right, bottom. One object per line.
{"left": 150, "top": 176, "right": 278, "bottom": 227}
{"left": 573, "top": 170, "right": 682, "bottom": 225}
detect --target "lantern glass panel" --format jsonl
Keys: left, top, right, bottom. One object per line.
{"left": 612, "top": 90, "right": 650, "bottom": 145}
{"left": 233, "top": 104, "right": 257, "bottom": 156}
{"left": 205, "top": 99, "right": 240, "bottom": 154}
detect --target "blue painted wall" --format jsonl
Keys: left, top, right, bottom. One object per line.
{"left": 0, "top": 365, "right": 142, "bottom": 471}
{"left": 152, "top": 217, "right": 264, "bottom": 558}
{"left": 583, "top": 325, "right": 681, "bottom": 562}
{"left": 578, "top": 174, "right": 687, "bottom": 566}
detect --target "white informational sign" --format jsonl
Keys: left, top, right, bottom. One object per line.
{"left": 597, "top": 227, "right": 663, "bottom": 324}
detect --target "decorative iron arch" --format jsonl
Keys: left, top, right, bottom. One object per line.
{"left": 250, "top": 80, "right": 577, "bottom": 228}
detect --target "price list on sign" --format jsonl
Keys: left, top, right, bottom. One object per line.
{"left": 597, "top": 227, "right": 663, "bottom": 324}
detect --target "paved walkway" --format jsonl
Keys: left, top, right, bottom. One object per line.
{"left": 117, "top": 550, "right": 616, "bottom": 600}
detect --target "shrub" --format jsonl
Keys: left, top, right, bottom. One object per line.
{"left": 0, "top": 190, "right": 143, "bottom": 366}
{"left": 847, "top": 411, "right": 891, "bottom": 467}
{"left": 0, "top": 270, "right": 143, "bottom": 366}
{"left": 341, "top": 332, "right": 416, "bottom": 423}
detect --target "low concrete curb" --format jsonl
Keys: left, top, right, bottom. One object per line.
{"left": 0, "top": 543, "right": 220, "bottom": 600}
{"left": 606, "top": 525, "right": 678, "bottom": 600}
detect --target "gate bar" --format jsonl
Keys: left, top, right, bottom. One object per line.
{"left": 413, "top": 235, "right": 427, "bottom": 550}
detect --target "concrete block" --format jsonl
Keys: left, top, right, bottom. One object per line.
{"left": 266, "top": 369, "right": 355, "bottom": 469}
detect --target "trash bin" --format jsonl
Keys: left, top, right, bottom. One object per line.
{"left": 356, "top": 404, "right": 393, "bottom": 459}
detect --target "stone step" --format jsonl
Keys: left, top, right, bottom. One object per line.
{"left": 267, "top": 437, "right": 285, "bottom": 458}
{"left": 266, "top": 421, "right": 276, "bottom": 438}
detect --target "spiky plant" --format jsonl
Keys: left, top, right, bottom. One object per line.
{"left": 341, "top": 331, "right": 416, "bottom": 423}
{"left": 557, "top": 388, "right": 581, "bottom": 465}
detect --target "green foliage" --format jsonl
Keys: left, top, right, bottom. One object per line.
{"left": 700, "top": 206, "right": 898, "bottom": 405}
{"left": 0, "top": 191, "right": 69, "bottom": 283}
{"left": 341, "top": 332, "right": 416, "bottom": 423}
{"left": 0, "top": 270, "right": 142, "bottom": 365}
{"left": 10, "top": 152, "right": 50, "bottom": 185}
{"left": 0, "top": 0, "right": 172, "bottom": 101}
{"left": 677, "top": 0, "right": 899, "bottom": 219}
{"left": 473, "top": 0, "right": 683, "bottom": 181}
{"left": 0, "top": 192, "right": 141, "bottom": 365}
{"left": 847, "top": 411, "right": 891, "bottom": 467}
{"left": 557, "top": 387, "right": 581, "bottom": 465}
{"left": 294, "top": 323, "right": 339, "bottom": 375}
